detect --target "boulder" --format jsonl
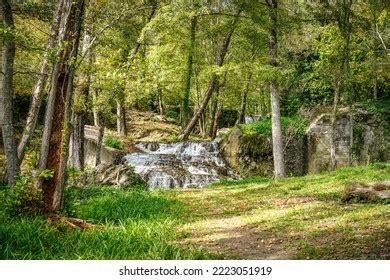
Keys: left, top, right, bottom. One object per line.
{"left": 342, "top": 181, "right": 390, "bottom": 202}
{"left": 71, "top": 163, "right": 146, "bottom": 189}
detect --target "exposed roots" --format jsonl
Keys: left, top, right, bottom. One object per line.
{"left": 48, "top": 214, "right": 102, "bottom": 230}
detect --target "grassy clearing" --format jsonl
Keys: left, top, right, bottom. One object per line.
{"left": 176, "top": 163, "right": 390, "bottom": 259}
{"left": 0, "top": 163, "right": 389, "bottom": 259}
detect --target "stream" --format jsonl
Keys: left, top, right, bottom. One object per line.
{"left": 123, "top": 141, "right": 234, "bottom": 189}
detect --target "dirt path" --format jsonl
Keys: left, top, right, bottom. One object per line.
{"left": 184, "top": 216, "right": 296, "bottom": 259}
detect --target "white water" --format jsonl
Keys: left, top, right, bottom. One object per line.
{"left": 245, "top": 115, "right": 263, "bottom": 124}
{"left": 123, "top": 141, "right": 234, "bottom": 189}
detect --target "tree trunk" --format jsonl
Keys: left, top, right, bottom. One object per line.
{"left": 179, "top": 12, "right": 240, "bottom": 141}
{"left": 267, "top": 0, "right": 286, "bottom": 178}
{"left": 181, "top": 16, "right": 197, "bottom": 127}
{"left": 236, "top": 73, "right": 252, "bottom": 125}
{"left": 157, "top": 87, "right": 164, "bottom": 115}
{"left": 17, "top": 0, "right": 64, "bottom": 163}
{"left": 0, "top": 0, "right": 19, "bottom": 186}
{"left": 69, "top": 25, "right": 93, "bottom": 170}
{"left": 211, "top": 103, "right": 222, "bottom": 139}
{"left": 116, "top": 100, "right": 127, "bottom": 136}
{"left": 92, "top": 88, "right": 100, "bottom": 127}
{"left": 95, "top": 116, "right": 105, "bottom": 167}
{"left": 330, "top": 0, "right": 352, "bottom": 171}
{"left": 37, "top": 0, "right": 85, "bottom": 212}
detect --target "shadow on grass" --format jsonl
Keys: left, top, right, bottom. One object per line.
{"left": 65, "top": 187, "right": 186, "bottom": 224}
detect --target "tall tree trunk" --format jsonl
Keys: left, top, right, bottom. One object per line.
{"left": 157, "top": 87, "right": 164, "bottom": 115}
{"left": 181, "top": 16, "right": 197, "bottom": 127}
{"left": 0, "top": 0, "right": 19, "bottom": 186}
{"left": 267, "top": 0, "right": 286, "bottom": 178}
{"left": 208, "top": 81, "right": 220, "bottom": 137}
{"left": 17, "top": 0, "right": 64, "bottom": 163}
{"left": 116, "top": 100, "right": 127, "bottom": 136}
{"left": 92, "top": 88, "right": 100, "bottom": 127}
{"left": 179, "top": 12, "right": 240, "bottom": 141}
{"left": 236, "top": 73, "right": 252, "bottom": 125}
{"left": 211, "top": 103, "right": 222, "bottom": 139}
{"left": 330, "top": 0, "right": 352, "bottom": 171}
{"left": 69, "top": 25, "right": 93, "bottom": 170}
{"left": 37, "top": 0, "right": 85, "bottom": 212}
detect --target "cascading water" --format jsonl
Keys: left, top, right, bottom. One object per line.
{"left": 123, "top": 141, "right": 235, "bottom": 189}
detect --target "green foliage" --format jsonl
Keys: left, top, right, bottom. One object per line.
{"left": 37, "top": 169, "right": 54, "bottom": 181}
{"left": 5, "top": 176, "right": 43, "bottom": 217}
{"left": 239, "top": 117, "right": 309, "bottom": 136}
{"left": 104, "top": 136, "right": 123, "bottom": 150}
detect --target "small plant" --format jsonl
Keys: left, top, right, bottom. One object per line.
{"left": 104, "top": 136, "right": 124, "bottom": 149}
{"left": 168, "top": 133, "right": 180, "bottom": 143}
{"left": 6, "top": 175, "right": 43, "bottom": 216}
{"left": 37, "top": 169, "right": 54, "bottom": 180}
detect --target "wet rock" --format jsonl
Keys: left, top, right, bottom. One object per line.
{"left": 342, "top": 181, "right": 390, "bottom": 202}
{"left": 71, "top": 163, "right": 146, "bottom": 189}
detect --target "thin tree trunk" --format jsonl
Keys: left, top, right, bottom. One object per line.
{"left": 0, "top": 0, "right": 19, "bottom": 186}
{"left": 267, "top": 0, "right": 286, "bottom": 178}
{"left": 179, "top": 12, "right": 240, "bottom": 141}
{"left": 157, "top": 87, "right": 164, "bottom": 115}
{"left": 92, "top": 88, "right": 100, "bottom": 127}
{"left": 181, "top": 16, "right": 197, "bottom": 127}
{"left": 17, "top": 0, "right": 64, "bottom": 162}
{"left": 211, "top": 103, "right": 222, "bottom": 139}
{"left": 208, "top": 81, "right": 220, "bottom": 137}
{"left": 95, "top": 115, "right": 105, "bottom": 167}
{"left": 37, "top": 0, "right": 85, "bottom": 212}
{"left": 236, "top": 73, "right": 252, "bottom": 125}
{"left": 116, "top": 100, "right": 127, "bottom": 136}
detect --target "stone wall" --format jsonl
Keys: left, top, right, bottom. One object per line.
{"left": 221, "top": 108, "right": 389, "bottom": 177}
{"left": 84, "top": 138, "right": 124, "bottom": 168}
{"left": 307, "top": 109, "right": 389, "bottom": 173}
{"left": 220, "top": 127, "right": 307, "bottom": 177}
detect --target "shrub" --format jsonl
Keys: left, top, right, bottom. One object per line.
{"left": 104, "top": 136, "right": 123, "bottom": 150}
{"left": 239, "top": 116, "right": 309, "bottom": 137}
{"left": 6, "top": 175, "right": 43, "bottom": 216}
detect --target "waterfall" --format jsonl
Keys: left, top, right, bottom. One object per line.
{"left": 123, "top": 141, "right": 234, "bottom": 189}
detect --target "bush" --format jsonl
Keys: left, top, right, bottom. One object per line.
{"left": 239, "top": 116, "right": 309, "bottom": 136}
{"left": 104, "top": 136, "right": 123, "bottom": 150}
{"left": 6, "top": 175, "right": 43, "bottom": 216}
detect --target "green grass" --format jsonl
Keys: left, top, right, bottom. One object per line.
{"left": 239, "top": 116, "right": 309, "bottom": 136}
{"left": 0, "top": 187, "right": 212, "bottom": 260}
{"left": 104, "top": 136, "right": 124, "bottom": 150}
{"left": 1, "top": 163, "right": 389, "bottom": 259}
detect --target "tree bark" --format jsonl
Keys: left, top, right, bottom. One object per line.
{"left": 116, "top": 100, "right": 127, "bottom": 136}
{"left": 37, "top": 0, "right": 85, "bottom": 212}
{"left": 181, "top": 16, "right": 197, "bottom": 127}
{"left": 69, "top": 25, "right": 93, "bottom": 170}
{"left": 236, "top": 73, "right": 252, "bottom": 125}
{"left": 179, "top": 12, "right": 240, "bottom": 141}
{"left": 17, "top": 0, "right": 64, "bottom": 163}
{"left": 267, "top": 0, "right": 286, "bottom": 178}
{"left": 95, "top": 115, "right": 105, "bottom": 167}
{"left": 330, "top": 0, "right": 352, "bottom": 171}
{"left": 0, "top": 0, "right": 19, "bottom": 186}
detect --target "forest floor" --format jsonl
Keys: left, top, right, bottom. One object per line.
{"left": 0, "top": 163, "right": 389, "bottom": 259}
